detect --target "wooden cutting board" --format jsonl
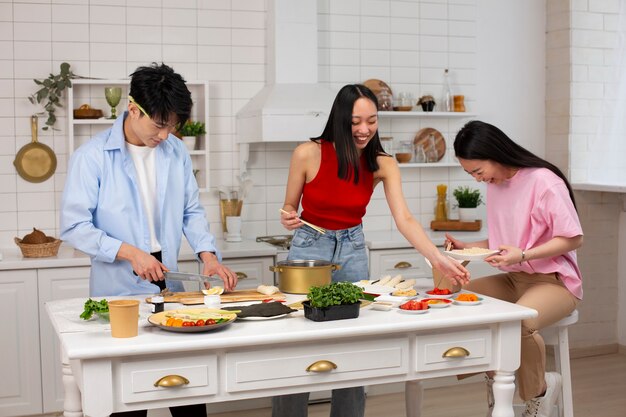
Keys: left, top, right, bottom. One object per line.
{"left": 146, "top": 290, "right": 286, "bottom": 305}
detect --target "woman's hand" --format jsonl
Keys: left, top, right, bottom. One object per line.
{"left": 118, "top": 243, "right": 168, "bottom": 282}
{"left": 444, "top": 233, "right": 467, "bottom": 250}
{"left": 280, "top": 209, "right": 303, "bottom": 231}
{"left": 485, "top": 245, "right": 523, "bottom": 267}
{"left": 430, "top": 252, "right": 470, "bottom": 286}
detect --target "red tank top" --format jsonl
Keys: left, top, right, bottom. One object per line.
{"left": 301, "top": 140, "right": 374, "bottom": 230}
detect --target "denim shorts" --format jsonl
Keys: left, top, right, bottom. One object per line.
{"left": 287, "top": 224, "right": 368, "bottom": 282}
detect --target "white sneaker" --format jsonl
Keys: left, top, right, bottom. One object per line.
{"left": 521, "top": 372, "right": 562, "bottom": 417}
{"left": 485, "top": 376, "right": 494, "bottom": 417}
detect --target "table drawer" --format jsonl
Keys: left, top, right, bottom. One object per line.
{"left": 226, "top": 337, "right": 409, "bottom": 392}
{"left": 415, "top": 328, "right": 492, "bottom": 372}
{"left": 369, "top": 248, "right": 430, "bottom": 280}
{"left": 117, "top": 354, "right": 218, "bottom": 403}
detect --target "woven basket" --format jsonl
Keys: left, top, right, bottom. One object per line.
{"left": 14, "top": 236, "right": 62, "bottom": 258}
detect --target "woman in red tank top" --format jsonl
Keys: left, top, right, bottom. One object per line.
{"left": 273, "top": 84, "right": 470, "bottom": 417}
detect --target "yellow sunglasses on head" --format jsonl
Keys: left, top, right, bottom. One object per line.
{"left": 128, "top": 95, "right": 180, "bottom": 131}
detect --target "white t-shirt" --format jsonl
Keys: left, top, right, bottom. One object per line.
{"left": 126, "top": 142, "right": 161, "bottom": 253}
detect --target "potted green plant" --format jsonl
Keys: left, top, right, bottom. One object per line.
{"left": 453, "top": 186, "right": 484, "bottom": 222}
{"left": 178, "top": 120, "right": 206, "bottom": 151}
{"left": 29, "top": 62, "right": 77, "bottom": 131}
{"left": 303, "top": 281, "right": 364, "bottom": 322}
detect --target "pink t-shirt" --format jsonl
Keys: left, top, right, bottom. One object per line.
{"left": 487, "top": 167, "right": 583, "bottom": 299}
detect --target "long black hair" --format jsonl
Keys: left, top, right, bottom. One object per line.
{"left": 129, "top": 62, "right": 192, "bottom": 127}
{"left": 454, "top": 120, "right": 576, "bottom": 209}
{"left": 312, "top": 84, "right": 387, "bottom": 184}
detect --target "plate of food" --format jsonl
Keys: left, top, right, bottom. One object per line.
{"left": 444, "top": 247, "right": 501, "bottom": 261}
{"left": 397, "top": 299, "right": 429, "bottom": 314}
{"left": 452, "top": 293, "right": 483, "bottom": 306}
{"left": 424, "top": 288, "right": 455, "bottom": 299}
{"left": 421, "top": 298, "right": 452, "bottom": 308}
{"left": 148, "top": 308, "right": 237, "bottom": 333}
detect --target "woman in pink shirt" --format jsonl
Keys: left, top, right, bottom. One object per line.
{"left": 446, "top": 121, "right": 582, "bottom": 417}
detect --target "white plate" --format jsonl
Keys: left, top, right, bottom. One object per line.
{"left": 423, "top": 290, "right": 455, "bottom": 299}
{"left": 444, "top": 249, "right": 500, "bottom": 261}
{"left": 452, "top": 296, "right": 483, "bottom": 306}
{"left": 371, "top": 302, "right": 393, "bottom": 311}
{"left": 375, "top": 294, "right": 418, "bottom": 305}
{"left": 237, "top": 313, "right": 289, "bottom": 321}
{"left": 397, "top": 308, "right": 429, "bottom": 315}
{"left": 356, "top": 284, "right": 396, "bottom": 295}
{"left": 421, "top": 298, "right": 452, "bottom": 308}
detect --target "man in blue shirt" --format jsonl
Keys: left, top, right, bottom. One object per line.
{"left": 61, "top": 63, "right": 234, "bottom": 416}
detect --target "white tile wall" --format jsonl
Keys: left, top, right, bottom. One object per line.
{"left": 1, "top": 0, "right": 479, "bottom": 245}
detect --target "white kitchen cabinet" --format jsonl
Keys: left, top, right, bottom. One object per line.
{"left": 38, "top": 267, "right": 90, "bottom": 413}
{"left": 0, "top": 270, "right": 42, "bottom": 417}
{"left": 67, "top": 79, "right": 210, "bottom": 191}
{"left": 369, "top": 248, "right": 431, "bottom": 285}
{"left": 0, "top": 249, "right": 274, "bottom": 417}
{"left": 222, "top": 256, "right": 275, "bottom": 289}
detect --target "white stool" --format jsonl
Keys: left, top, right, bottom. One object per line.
{"left": 404, "top": 309, "right": 578, "bottom": 417}
{"left": 539, "top": 309, "right": 578, "bottom": 417}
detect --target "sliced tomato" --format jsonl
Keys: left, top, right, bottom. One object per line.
{"left": 195, "top": 319, "right": 205, "bottom": 327}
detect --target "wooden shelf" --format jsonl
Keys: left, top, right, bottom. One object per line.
{"left": 378, "top": 111, "right": 475, "bottom": 118}
{"left": 430, "top": 220, "right": 482, "bottom": 231}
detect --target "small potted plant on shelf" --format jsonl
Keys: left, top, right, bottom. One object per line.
{"left": 453, "top": 186, "right": 484, "bottom": 222}
{"left": 303, "top": 281, "right": 364, "bottom": 322}
{"left": 178, "top": 120, "right": 206, "bottom": 151}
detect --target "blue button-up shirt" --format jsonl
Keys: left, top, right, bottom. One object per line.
{"left": 60, "top": 112, "right": 219, "bottom": 296}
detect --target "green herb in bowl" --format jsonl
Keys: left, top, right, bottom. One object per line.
{"left": 80, "top": 298, "right": 109, "bottom": 320}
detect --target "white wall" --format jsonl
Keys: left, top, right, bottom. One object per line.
{"left": 476, "top": 0, "right": 546, "bottom": 155}
{"left": 0, "top": 0, "right": 547, "bottom": 248}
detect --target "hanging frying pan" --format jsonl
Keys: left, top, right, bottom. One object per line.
{"left": 13, "top": 116, "right": 57, "bottom": 183}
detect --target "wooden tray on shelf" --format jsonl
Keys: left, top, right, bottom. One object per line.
{"left": 430, "top": 220, "right": 482, "bottom": 231}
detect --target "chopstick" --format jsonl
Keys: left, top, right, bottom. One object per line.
{"left": 279, "top": 209, "right": 326, "bottom": 234}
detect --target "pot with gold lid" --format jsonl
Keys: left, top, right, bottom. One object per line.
{"left": 270, "top": 260, "right": 341, "bottom": 294}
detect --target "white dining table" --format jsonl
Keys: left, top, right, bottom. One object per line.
{"left": 46, "top": 293, "right": 536, "bottom": 417}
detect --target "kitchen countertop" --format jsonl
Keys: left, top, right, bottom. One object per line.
{"left": 364, "top": 229, "right": 488, "bottom": 250}
{"left": 0, "top": 239, "right": 278, "bottom": 271}
{"left": 0, "top": 229, "right": 488, "bottom": 270}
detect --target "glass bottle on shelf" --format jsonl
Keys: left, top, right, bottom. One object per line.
{"left": 442, "top": 68, "right": 453, "bottom": 112}
{"left": 414, "top": 143, "right": 426, "bottom": 163}
{"left": 425, "top": 134, "right": 439, "bottom": 162}
{"left": 376, "top": 87, "right": 393, "bottom": 111}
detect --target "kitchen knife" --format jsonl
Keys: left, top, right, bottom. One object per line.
{"left": 163, "top": 271, "right": 219, "bottom": 284}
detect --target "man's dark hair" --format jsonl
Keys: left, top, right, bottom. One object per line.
{"left": 128, "top": 62, "right": 192, "bottom": 126}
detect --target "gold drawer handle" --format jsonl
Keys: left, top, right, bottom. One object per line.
{"left": 236, "top": 272, "right": 248, "bottom": 279}
{"left": 442, "top": 347, "right": 470, "bottom": 358}
{"left": 154, "top": 375, "right": 190, "bottom": 388}
{"left": 306, "top": 360, "right": 337, "bottom": 373}
{"left": 394, "top": 261, "right": 412, "bottom": 269}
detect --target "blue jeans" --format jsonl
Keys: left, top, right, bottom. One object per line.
{"left": 276, "top": 224, "right": 368, "bottom": 417}
{"left": 272, "top": 387, "right": 365, "bottom": 417}
{"left": 287, "top": 223, "right": 368, "bottom": 282}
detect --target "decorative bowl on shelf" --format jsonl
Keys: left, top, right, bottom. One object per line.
{"left": 73, "top": 104, "right": 103, "bottom": 119}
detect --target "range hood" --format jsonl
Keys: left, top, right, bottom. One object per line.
{"left": 236, "top": 0, "right": 336, "bottom": 143}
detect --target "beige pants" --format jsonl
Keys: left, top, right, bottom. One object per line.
{"left": 464, "top": 271, "right": 578, "bottom": 401}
